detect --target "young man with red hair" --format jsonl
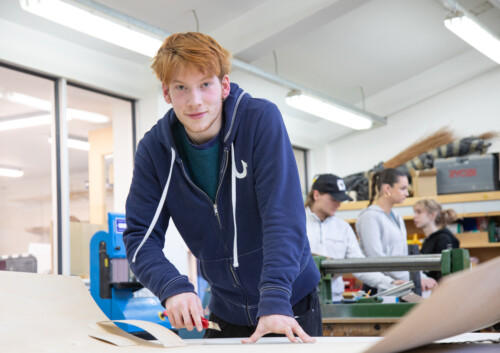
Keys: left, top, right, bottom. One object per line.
{"left": 123, "top": 32, "right": 321, "bottom": 343}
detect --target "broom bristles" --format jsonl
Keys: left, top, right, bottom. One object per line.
{"left": 478, "top": 131, "right": 500, "bottom": 140}
{"left": 383, "top": 127, "right": 455, "bottom": 169}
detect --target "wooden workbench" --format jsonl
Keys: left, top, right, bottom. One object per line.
{"left": 322, "top": 316, "right": 400, "bottom": 336}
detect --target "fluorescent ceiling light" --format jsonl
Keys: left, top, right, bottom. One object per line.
{"left": 285, "top": 91, "right": 373, "bottom": 130}
{"left": 48, "top": 136, "right": 90, "bottom": 151}
{"left": 1, "top": 91, "right": 110, "bottom": 124}
{"left": 67, "top": 108, "right": 109, "bottom": 123}
{"left": 444, "top": 14, "right": 500, "bottom": 64}
{"left": 0, "top": 167, "right": 24, "bottom": 178}
{"left": 0, "top": 114, "right": 51, "bottom": 131}
{"left": 1, "top": 92, "right": 51, "bottom": 111}
{"left": 19, "top": 0, "right": 162, "bottom": 57}
{"left": 67, "top": 137, "right": 90, "bottom": 151}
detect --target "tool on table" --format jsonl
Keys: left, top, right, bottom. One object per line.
{"left": 375, "top": 281, "right": 415, "bottom": 298}
{"left": 159, "top": 311, "right": 221, "bottom": 331}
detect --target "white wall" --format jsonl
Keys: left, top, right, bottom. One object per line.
{"left": 320, "top": 68, "right": 500, "bottom": 179}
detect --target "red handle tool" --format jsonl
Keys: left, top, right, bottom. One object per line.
{"left": 158, "top": 310, "right": 220, "bottom": 331}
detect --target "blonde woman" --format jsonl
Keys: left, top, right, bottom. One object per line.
{"left": 413, "top": 199, "right": 460, "bottom": 280}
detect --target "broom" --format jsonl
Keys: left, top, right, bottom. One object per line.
{"left": 383, "top": 127, "right": 456, "bottom": 169}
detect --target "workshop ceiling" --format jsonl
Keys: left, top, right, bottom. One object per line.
{"left": 79, "top": 0, "right": 500, "bottom": 146}
{"left": 0, "top": 0, "right": 499, "bottom": 182}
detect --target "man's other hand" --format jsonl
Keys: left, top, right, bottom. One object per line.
{"left": 241, "top": 314, "right": 316, "bottom": 344}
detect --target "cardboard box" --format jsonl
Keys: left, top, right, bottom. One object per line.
{"left": 455, "top": 231, "right": 489, "bottom": 245}
{"left": 70, "top": 222, "right": 106, "bottom": 277}
{"left": 410, "top": 168, "right": 437, "bottom": 197}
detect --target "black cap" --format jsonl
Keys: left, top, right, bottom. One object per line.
{"left": 312, "top": 174, "right": 353, "bottom": 202}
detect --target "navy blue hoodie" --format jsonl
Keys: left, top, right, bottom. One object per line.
{"left": 123, "top": 83, "right": 320, "bottom": 326}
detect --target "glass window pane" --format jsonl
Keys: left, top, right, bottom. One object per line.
{"left": 0, "top": 66, "right": 55, "bottom": 274}
{"left": 293, "top": 146, "right": 308, "bottom": 200}
{"left": 66, "top": 85, "right": 133, "bottom": 277}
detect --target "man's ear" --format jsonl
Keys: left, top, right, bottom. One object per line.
{"left": 221, "top": 75, "right": 230, "bottom": 100}
{"left": 313, "top": 190, "right": 320, "bottom": 201}
{"left": 162, "top": 84, "right": 171, "bottom": 104}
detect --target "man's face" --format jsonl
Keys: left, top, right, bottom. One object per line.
{"left": 163, "top": 68, "right": 230, "bottom": 144}
{"left": 314, "top": 191, "right": 341, "bottom": 219}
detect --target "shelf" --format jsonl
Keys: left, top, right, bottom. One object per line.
{"left": 461, "top": 243, "right": 500, "bottom": 249}
{"left": 339, "top": 191, "right": 500, "bottom": 211}
{"left": 338, "top": 191, "right": 500, "bottom": 263}
{"left": 337, "top": 191, "right": 500, "bottom": 221}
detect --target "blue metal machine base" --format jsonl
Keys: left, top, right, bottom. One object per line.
{"left": 90, "top": 213, "right": 172, "bottom": 334}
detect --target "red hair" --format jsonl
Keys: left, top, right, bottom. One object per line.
{"left": 151, "top": 32, "right": 232, "bottom": 86}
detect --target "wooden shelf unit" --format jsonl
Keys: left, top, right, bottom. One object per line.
{"left": 337, "top": 191, "right": 500, "bottom": 263}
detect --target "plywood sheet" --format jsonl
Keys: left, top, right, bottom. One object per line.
{"left": 1, "top": 257, "right": 499, "bottom": 353}
{"left": 365, "top": 256, "right": 500, "bottom": 353}
{"left": 0, "top": 270, "right": 373, "bottom": 352}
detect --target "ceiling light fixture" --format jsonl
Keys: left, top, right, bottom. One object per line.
{"left": 0, "top": 167, "right": 24, "bottom": 178}
{"left": 67, "top": 108, "right": 109, "bottom": 124}
{"left": 1, "top": 91, "right": 110, "bottom": 124}
{"left": 18, "top": 0, "right": 387, "bottom": 130}
{"left": 19, "top": 0, "right": 163, "bottom": 57}
{"left": 285, "top": 90, "right": 373, "bottom": 130}
{"left": 0, "top": 114, "right": 51, "bottom": 131}
{"left": 48, "top": 136, "right": 90, "bottom": 151}
{"left": 1, "top": 91, "right": 51, "bottom": 111}
{"left": 443, "top": 2, "right": 500, "bottom": 64}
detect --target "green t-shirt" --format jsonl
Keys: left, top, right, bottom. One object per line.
{"left": 173, "top": 122, "right": 220, "bottom": 202}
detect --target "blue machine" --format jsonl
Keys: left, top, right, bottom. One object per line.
{"left": 90, "top": 212, "right": 172, "bottom": 335}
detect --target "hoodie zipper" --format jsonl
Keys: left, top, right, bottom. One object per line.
{"left": 177, "top": 151, "right": 227, "bottom": 229}
{"left": 212, "top": 149, "right": 229, "bottom": 229}
{"left": 178, "top": 152, "right": 242, "bottom": 283}
{"left": 214, "top": 150, "right": 241, "bottom": 288}
{"left": 178, "top": 153, "right": 250, "bottom": 323}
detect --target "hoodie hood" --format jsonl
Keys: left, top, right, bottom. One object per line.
{"left": 358, "top": 204, "right": 386, "bottom": 217}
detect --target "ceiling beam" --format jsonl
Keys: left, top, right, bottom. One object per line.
{"left": 213, "top": 0, "right": 371, "bottom": 62}
{"left": 210, "top": 0, "right": 340, "bottom": 56}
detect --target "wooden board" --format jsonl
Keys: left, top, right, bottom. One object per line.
{"left": 1, "top": 259, "right": 500, "bottom": 352}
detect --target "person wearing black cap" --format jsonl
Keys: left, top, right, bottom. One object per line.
{"left": 305, "top": 174, "right": 405, "bottom": 301}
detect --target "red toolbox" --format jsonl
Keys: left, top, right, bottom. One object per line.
{"left": 435, "top": 154, "right": 499, "bottom": 194}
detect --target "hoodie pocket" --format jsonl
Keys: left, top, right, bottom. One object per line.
{"left": 200, "top": 257, "right": 239, "bottom": 290}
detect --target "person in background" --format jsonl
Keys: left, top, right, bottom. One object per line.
{"left": 355, "top": 169, "right": 438, "bottom": 294}
{"left": 305, "top": 174, "right": 406, "bottom": 301}
{"left": 122, "top": 32, "right": 321, "bottom": 344}
{"left": 413, "top": 199, "right": 460, "bottom": 281}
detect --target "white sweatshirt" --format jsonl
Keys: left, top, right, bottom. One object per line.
{"left": 355, "top": 205, "right": 409, "bottom": 281}
{"left": 306, "top": 207, "right": 394, "bottom": 301}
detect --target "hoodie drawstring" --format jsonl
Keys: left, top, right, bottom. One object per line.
{"left": 132, "top": 145, "right": 240, "bottom": 268}
{"left": 132, "top": 148, "right": 176, "bottom": 263}
{"left": 231, "top": 143, "right": 239, "bottom": 268}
